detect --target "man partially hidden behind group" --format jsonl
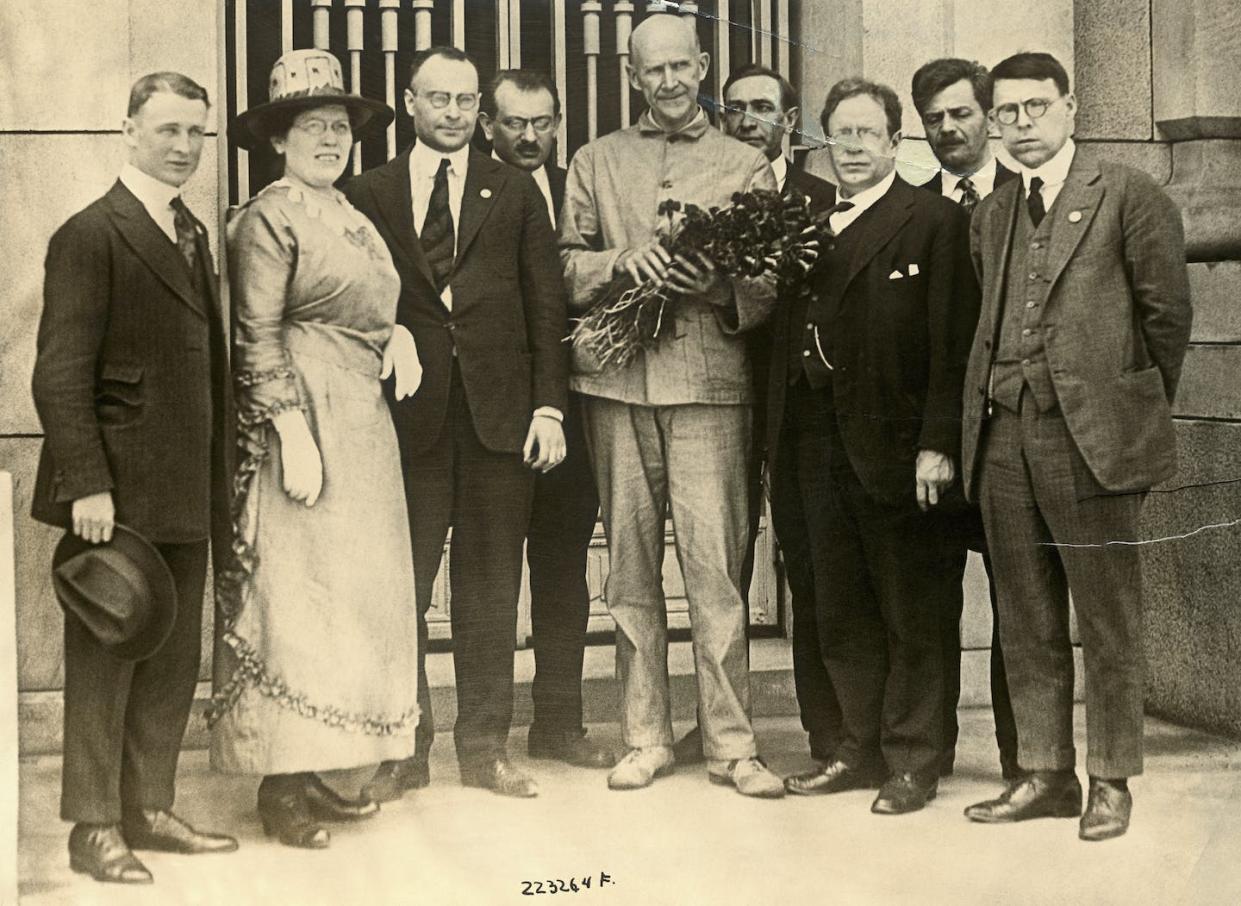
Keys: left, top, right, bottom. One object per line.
{"left": 31, "top": 72, "right": 238, "bottom": 883}
{"left": 962, "top": 52, "right": 1191, "bottom": 842}
{"left": 478, "top": 69, "right": 615, "bottom": 770}
{"left": 910, "top": 56, "right": 1021, "bottom": 782}
{"left": 769, "top": 77, "right": 979, "bottom": 813}
{"left": 560, "top": 13, "right": 785, "bottom": 797}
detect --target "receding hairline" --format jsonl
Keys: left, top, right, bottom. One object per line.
{"left": 627, "top": 13, "right": 702, "bottom": 64}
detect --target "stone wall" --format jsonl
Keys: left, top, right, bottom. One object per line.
{"left": 795, "top": 0, "right": 1241, "bottom": 738}
{"left": 0, "top": 1, "right": 222, "bottom": 745}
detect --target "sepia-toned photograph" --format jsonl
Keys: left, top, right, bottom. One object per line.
{"left": 1, "top": 1, "right": 1239, "bottom": 903}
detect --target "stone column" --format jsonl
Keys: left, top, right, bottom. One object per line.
{"left": 1, "top": 473, "right": 16, "bottom": 906}
{"left": 1139, "top": 0, "right": 1241, "bottom": 738}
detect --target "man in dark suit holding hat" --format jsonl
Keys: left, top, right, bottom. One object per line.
{"left": 31, "top": 71, "right": 237, "bottom": 884}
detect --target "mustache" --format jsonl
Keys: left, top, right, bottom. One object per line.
{"left": 514, "top": 142, "right": 541, "bottom": 154}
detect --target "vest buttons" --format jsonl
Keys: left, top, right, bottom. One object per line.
{"left": 1022, "top": 328, "right": 1032, "bottom": 336}
{"left": 1028, "top": 272, "right": 1038, "bottom": 281}
{"left": 1026, "top": 301, "right": 1036, "bottom": 309}
{"left": 803, "top": 350, "right": 811, "bottom": 357}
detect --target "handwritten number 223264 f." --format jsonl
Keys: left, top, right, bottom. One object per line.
{"left": 520, "top": 873, "right": 613, "bottom": 895}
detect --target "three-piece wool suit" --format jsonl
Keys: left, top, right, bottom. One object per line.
{"left": 30, "top": 180, "right": 232, "bottom": 823}
{"left": 765, "top": 175, "right": 979, "bottom": 779}
{"left": 962, "top": 152, "right": 1192, "bottom": 779}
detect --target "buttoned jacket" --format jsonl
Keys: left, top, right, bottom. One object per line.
{"left": 961, "top": 154, "right": 1193, "bottom": 497}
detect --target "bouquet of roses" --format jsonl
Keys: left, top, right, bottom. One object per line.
{"left": 570, "top": 188, "right": 829, "bottom": 370}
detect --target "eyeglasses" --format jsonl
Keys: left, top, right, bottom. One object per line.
{"left": 827, "top": 125, "right": 889, "bottom": 149}
{"left": 498, "top": 115, "right": 555, "bottom": 134}
{"left": 992, "top": 96, "right": 1063, "bottom": 126}
{"left": 415, "top": 90, "right": 479, "bottom": 111}
{"left": 294, "top": 119, "right": 352, "bottom": 137}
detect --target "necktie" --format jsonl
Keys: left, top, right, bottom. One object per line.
{"left": 827, "top": 200, "right": 855, "bottom": 234}
{"left": 1027, "top": 176, "right": 1046, "bottom": 228}
{"left": 421, "top": 158, "right": 455, "bottom": 293}
{"left": 170, "top": 196, "right": 198, "bottom": 274}
{"left": 957, "top": 176, "right": 981, "bottom": 215}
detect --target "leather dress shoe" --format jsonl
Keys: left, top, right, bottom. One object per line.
{"left": 528, "top": 728, "right": 617, "bottom": 768}
{"left": 69, "top": 824, "right": 152, "bottom": 884}
{"left": 672, "top": 725, "right": 706, "bottom": 766}
{"left": 257, "top": 776, "right": 330, "bottom": 849}
{"left": 871, "top": 773, "right": 938, "bottom": 815}
{"left": 965, "top": 770, "right": 1083, "bottom": 823}
{"left": 361, "top": 757, "right": 430, "bottom": 803}
{"left": 460, "top": 758, "right": 539, "bottom": 798}
{"left": 122, "top": 809, "right": 238, "bottom": 854}
{"left": 784, "top": 759, "right": 885, "bottom": 796}
{"left": 303, "top": 774, "right": 379, "bottom": 822}
{"left": 1079, "top": 778, "right": 1132, "bottom": 841}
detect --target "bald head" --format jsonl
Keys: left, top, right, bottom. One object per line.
{"left": 626, "top": 13, "right": 709, "bottom": 132}
{"left": 629, "top": 13, "right": 701, "bottom": 62}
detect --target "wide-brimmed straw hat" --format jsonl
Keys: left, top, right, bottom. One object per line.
{"left": 232, "top": 48, "right": 393, "bottom": 151}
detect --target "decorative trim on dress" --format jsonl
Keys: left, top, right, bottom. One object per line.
{"left": 206, "top": 207, "right": 416, "bottom": 737}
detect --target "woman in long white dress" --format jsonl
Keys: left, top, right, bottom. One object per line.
{"left": 209, "top": 49, "right": 422, "bottom": 850}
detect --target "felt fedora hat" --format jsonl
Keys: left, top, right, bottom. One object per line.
{"left": 52, "top": 524, "right": 177, "bottom": 662}
{"left": 232, "top": 48, "right": 394, "bottom": 151}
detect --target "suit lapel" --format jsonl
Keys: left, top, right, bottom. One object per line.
{"left": 369, "top": 151, "right": 437, "bottom": 292}
{"left": 982, "top": 177, "right": 1022, "bottom": 323}
{"left": 1041, "top": 156, "right": 1105, "bottom": 292}
{"left": 838, "top": 177, "right": 914, "bottom": 293}
{"left": 456, "top": 151, "right": 504, "bottom": 264}
{"left": 105, "top": 181, "right": 205, "bottom": 317}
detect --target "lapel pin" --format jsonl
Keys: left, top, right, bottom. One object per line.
{"left": 1068, "top": 210, "right": 1082, "bottom": 223}
{"left": 480, "top": 188, "right": 492, "bottom": 199}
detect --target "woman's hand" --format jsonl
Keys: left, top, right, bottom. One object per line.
{"left": 381, "top": 325, "right": 423, "bottom": 401}
{"left": 272, "top": 409, "right": 323, "bottom": 506}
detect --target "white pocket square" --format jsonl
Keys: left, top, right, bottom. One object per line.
{"left": 889, "top": 269, "right": 904, "bottom": 280}
{"left": 908, "top": 263, "right": 920, "bottom": 276}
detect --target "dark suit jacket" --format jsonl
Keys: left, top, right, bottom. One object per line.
{"left": 546, "top": 164, "right": 566, "bottom": 224}
{"left": 344, "top": 149, "right": 568, "bottom": 457}
{"left": 750, "top": 165, "right": 837, "bottom": 443}
{"left": 962, "top": 153, "right": 1193, "bottom": 498}
{"left": 920, "top": 159, "right": 1017, "bottom": 196}
{"left": 768, "top": 176, "right": 980, "bottom": 507}
{"left": 30, "top": 180, "right": 232, "bottom": 544}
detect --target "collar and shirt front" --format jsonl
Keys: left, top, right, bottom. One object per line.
{"left": 119, "top": 163, "right": 182, "bottom": 243}
{"left": 938, "top": 155, "right": 999, "bottom": 205}
{"left": 829, "top": 169, "right": 897, "bottom": 234}
{"left": 491, "top": 151, "right": 558, "bottom": 227}
{"left": 1018, "top": 138, "right": 1076, "bottom": 212}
